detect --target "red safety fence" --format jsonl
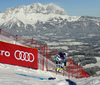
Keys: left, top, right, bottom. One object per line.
{"left": 0, "top": 29, "right": 90, "bottom": 78}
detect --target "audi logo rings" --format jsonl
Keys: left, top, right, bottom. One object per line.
{"left": 14, "top": 50, "right": 35, "bottom": 62}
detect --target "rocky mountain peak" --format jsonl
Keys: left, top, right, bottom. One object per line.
{"left": 4, "top": 7, "right": 16, "bottom": 14}
{"left": 3, "top": 3, "right": 67, "bottom": 15}
{"left": 45, "top": 3, "right": 67, "bottom": 15}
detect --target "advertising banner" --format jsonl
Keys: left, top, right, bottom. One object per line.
{"left": 0, "top": 41, "right": 38, "bottom": 69}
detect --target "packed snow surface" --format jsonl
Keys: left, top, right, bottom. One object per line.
{"left": 0, "top": 63, "right": 100, "bottom": 85}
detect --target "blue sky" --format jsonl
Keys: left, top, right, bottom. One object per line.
{"left": 0, "top": 0, "right": 100, "bottom": 17}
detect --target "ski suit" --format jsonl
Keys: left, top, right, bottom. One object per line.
{"left": 54, "top": 52, "right": 66, "bottom": 71}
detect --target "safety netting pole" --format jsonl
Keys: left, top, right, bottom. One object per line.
{"left": 46, "top": 45, "right": 48, "bottom": 71}
{"left": 68, "top": 56, "right": 70, "bottom": 78}
{"left": 0, "top": 29, "right": 1, "bottom": 34}
{"left": 72, "top": 61, "right": 74, "bottom": 78}
{"left": 31, "top": 38, "right": 33, "bottom": 48}
{"left": 43, "top": 45, "right": 45, "bottom": 71}
{"left": 40, "top": 43, "right": 42, "bottom": 70}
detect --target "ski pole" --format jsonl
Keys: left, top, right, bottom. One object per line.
{"left": 40, "top": 67, "right": 57, "bottom": 77}
{"left": 40, "top": 70, "right": 49, "bottom": 77}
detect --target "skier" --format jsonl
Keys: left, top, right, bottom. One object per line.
{"left": 54, "top": 52, "right": 68, "bottom": 72}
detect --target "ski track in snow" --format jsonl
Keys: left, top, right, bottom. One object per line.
{"left": 0, "top": 63, "right": 100, "bottom": 85}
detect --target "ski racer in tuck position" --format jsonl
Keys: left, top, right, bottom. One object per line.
{"left": 53, "top": 52, "right": 68, "bottom": 72}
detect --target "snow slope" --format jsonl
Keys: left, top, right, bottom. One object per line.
{"left": 0, "top": 63, "right": 100, "bottom": 85}
{"left": 0, "top": 63, "right": 68, "bottom": 85}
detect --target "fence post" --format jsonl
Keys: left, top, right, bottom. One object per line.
{"left": 72, "top": 61, "right": 74, "bottom": 78}
{"left": 40, "top": 43, "right": 42, "bottom": 70}
{"left": 42, "top": 45, "right": 45, "bottom": 71}
{"left": 46, "top": 45, "right": 48, "bottom": 71}
{"left": 77, "top": 64, "right": 79, "bottom": 78}
{"left": 31, "top": 38, "right": 33, "bottom": 48}
{"left": 0, "top": 29, "right": 1, "bottom": 34}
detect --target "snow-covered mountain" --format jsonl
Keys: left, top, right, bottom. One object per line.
{"left": 0, "top": 3, "right": 100, "bottom": 42}
{"left": 0, "top": 3, "right": 79, "bottom": 26}
{"left": 4, "top": 3, "right": 67, "bottom": 15}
